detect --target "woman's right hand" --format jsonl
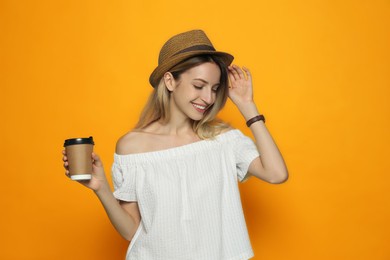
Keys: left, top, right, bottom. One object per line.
{"left": 62, "top": 150, "right": 109, "bottom": 192}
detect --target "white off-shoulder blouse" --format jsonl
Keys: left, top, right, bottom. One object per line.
{"left": 111, "top": 129, "right": 260, "bottom": 260}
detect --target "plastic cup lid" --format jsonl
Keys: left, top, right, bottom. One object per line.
{"left": 64, "top": 136, "right": 94, "bottom": 147}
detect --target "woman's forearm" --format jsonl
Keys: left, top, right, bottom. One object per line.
{"left": 94, "top": 184, "right": 139, "bottom": 241}
{"left": 238, "top": 101, "right": 289, "bottom": 182}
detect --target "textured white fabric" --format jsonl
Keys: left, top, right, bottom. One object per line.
{"left": 111, "top": 129, "right": 260, "bottom": 260}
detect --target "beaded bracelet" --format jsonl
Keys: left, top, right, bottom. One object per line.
{"left": 246, "top": 115, "right": 265, "bottom": 127}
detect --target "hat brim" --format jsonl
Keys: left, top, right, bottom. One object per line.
{"left": 149, "top": 50, "right": 234, "bottom": 88}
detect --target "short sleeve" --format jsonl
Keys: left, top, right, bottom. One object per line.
{"left": 111, "top": 162, "right": 137, "bottom": 202}
{"left": 233, "top": 131, "right": 260, "bottom": 182}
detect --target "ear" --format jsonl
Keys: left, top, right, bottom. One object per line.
{"left": 163, "top": 72, "right": 176, "bottom": 92}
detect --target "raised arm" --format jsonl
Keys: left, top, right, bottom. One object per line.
{"left": 227, "top": 65, "right": 289, "bottom": 184}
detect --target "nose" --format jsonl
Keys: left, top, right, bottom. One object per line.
{"left": 200, "top": 88, "right": 215, "bottom": 105}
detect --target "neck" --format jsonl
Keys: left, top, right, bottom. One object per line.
{"left": 156, "top": 102, "right": 194, "bottom": 136}
{"left": 156, "top": 119, "right": 193, "bottom": 136}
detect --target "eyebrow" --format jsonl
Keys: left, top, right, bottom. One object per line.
{"left": 193, "top": 78, "right": 220, "bottom": 87}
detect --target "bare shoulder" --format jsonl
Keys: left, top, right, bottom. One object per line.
{"left": 116, "top": 131, "right": 147, "bottom": 155}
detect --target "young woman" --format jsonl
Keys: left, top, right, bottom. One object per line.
{"left": 62, "top": 30, "right": 288, "bottom": 260}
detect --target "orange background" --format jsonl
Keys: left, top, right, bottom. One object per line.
{"left": 1, "top": 0, "right": 389, "bottom": 259}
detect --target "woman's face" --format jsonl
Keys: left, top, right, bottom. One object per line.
{"left": 168, "top": 62, "right": 221, "bottom": 121}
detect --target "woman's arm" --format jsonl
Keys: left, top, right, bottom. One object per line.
{"left": 227, "top": 65, "right": 289, "bottom": 184}
{"left": 94, "top": 180, "right": 141, "bottom": 241}
{"left": 62, "top": 151, "right": 140, "bottom": 240}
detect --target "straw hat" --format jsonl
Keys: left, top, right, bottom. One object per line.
{"left": 149, "top": 30, "right": 234, "bottom": 88}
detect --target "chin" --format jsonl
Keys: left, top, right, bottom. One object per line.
{"left": 190, "top": 116, "right": 204, "bottom": 121}
{"left": 187, "top": 112, "right": 205, "bottom": 121}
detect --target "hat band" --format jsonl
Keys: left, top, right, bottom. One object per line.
{"left": 173, "top": 45, "right": 216, "bottom": 57}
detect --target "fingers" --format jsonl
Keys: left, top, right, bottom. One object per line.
{"left": 228, "top": 65, "right": 239, "bottom": 81}
{"left": 228, "top": 65, "right": 250, "bottom": 81}
{"left": 228, "top": 68, "right": 236, "bottom": 86}
{"left": 64, "top": 160, "right": 70, "bottom": 178}
{"left": 62, "top": 152, "right": 68, "bottom": 168}
{"left": 234, "top": 65, "right": 245, "bottom": 79}
{"left": 242, "top": 66, "right": 252, "bottom": 81}
{"left": 62, "top": 150, "right": 68, "bottom": 164}
{"left": 62, "top": 149, "right": 70, "bottom": 178}
{"left": 92, "top": 152, "right": 103, "bottom": 167}
{"left": 63, "top": 160, "right": 69, "bottom": 177}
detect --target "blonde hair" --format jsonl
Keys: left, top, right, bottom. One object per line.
{"left": 134, "top": 55, "right": 231, "bottom": 139}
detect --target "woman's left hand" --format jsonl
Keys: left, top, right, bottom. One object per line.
{"left": 227, "top": 65, "right": 254, "bottom": 106}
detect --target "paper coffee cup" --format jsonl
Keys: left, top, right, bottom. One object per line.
{"left": 64, "top": 136, "right": 94, "bottom": 181}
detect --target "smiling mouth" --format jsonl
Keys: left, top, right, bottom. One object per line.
{"left": 191, "top": 102, "right": 207, "bottom": 113}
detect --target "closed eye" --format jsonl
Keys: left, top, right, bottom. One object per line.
{"left": 193, "top": 85, "right": 218, "bottom": 93}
